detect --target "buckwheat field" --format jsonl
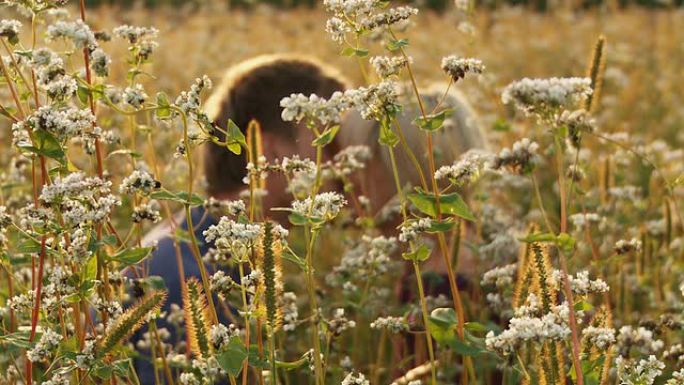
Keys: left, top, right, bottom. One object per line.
{"left": 0, "top": 1, "right": 683, "bottom": 385}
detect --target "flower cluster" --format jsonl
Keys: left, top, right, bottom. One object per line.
{"left": 290, "top": 192, "right": 347, "bottom": 223}
{"left": 440, "top": 56, "right": 485, "bottom": 82}
{"left": 490, "top": 138, "right": 540, "bottom": 174}
{"left": 502, "top": 77, "right": 592, "bottom": 116}
{"left": 370, "top": 55, "right": 411, "bottom": 78}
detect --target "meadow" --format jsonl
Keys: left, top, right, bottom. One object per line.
{"left": 1, "top": 1, "right": 683, "bottom": 385}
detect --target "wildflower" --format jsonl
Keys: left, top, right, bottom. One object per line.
{"left": 325, "top": 17, "right": 351, "bottom": 44}
{"left": 332, "top": 145, "right": 372, "bottom": 176}
{"left": 559, "top": 270, "right": 609, "bottom": 296}
{"left": 210, "top": 270, "right": 237, "bottom": 298}
{"left": 290, "top": 192, "right": 347, "bottom": 223}
{"left": 342, "top": 371, "right": 370, "bottom": 385}
{"left": 614, "top": 238, "right": 642, "bottom": 255}
{"left": 203, "top": 197, "right": 246, "bottom": 217}
{"left": 370, "top": 316, "right": 409, "bottom": 333}
{"left": 440, "top": 56, "right": 485, "bottom": 82}
{"left": 399, "top": 218, "right": 432, "bottom": 243}
{"left": 667, "top": 369, "right": 684, "bottom": 385}
{"left": 210, "top": 323, "right": 239, "bottom": 350}
{"left": 328, "top": 308, "right": 356, "bottom": 336}
{"left": 27, "top": 328, "right": 62, "bottom": 362}
{"left": 0, "top": 19, "right": 21, "bottom": 43}
{"left": 203, "top": 217, "right": 262, "bottom": 256}
{"left": 113, "top": 25, "right": 159, "bottom": 44}
{"left": 360, "top": 6, "right": 419, "bottom": 31}
{"left": 281, "top": 292, "right": 299, "bottom": 332}
{"left": 345, "top": 80, "right": 401, "bottom": 121}
{"left": 557, "top": 109, "right": 595, "bottom": 146}
{"left": 616, "top": 355, "right": 664, "bottom": 385}
{"left": 90, "top": 48, "right": 111, "bottom": 77}
{"left": 131, "top": 201, "right": 161, "bottom": 223}
{"left": 481, "top": 263, "right": 517, "bottom": 288}
{"left": 485, "top": 298, "right": 574, "bottom": 356}
{"left": 175, "top": 76, "right": 213, "bottom": 118}
{"left": 616, "top": 326, "right": 664, "bottom": 356}
{"left": 15, "top": 106, "right": 95, "bottom": 142}
{"left": 42, "top": 373, "right": 70, "bottom": 385}
{"left": 179, "top": 372, "right": 200, "bottom": 385}
{"left": 502, "top": 77, "right": 592, "bottom": 116}
{"left": 280, "top": 91, "right": 351, "bottom": 126}
{"left": 120, "top": 168, "right": 161, "bottom": 195}
{"left": 582, "top": 326, "right": 616, "bottom": 350}
{"left": 47, "top": 20, "right": 97, "bottom": 50}
{"left": 370, "top": 56, "right": 410, "bottom": 78}
{"left": 490, "top": 138, "right": 540, "bottom": 175}
{"left": 40, "top": 172, "right": 119, "bottom": 225}
{"left": 123, "top": 84, "right": 148, "bottom": 109}
{"left": 435, "top": 149, "right": 490, "bottom": 186}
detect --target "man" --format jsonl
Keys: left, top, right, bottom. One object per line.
{"left": 131, "top": 54, "right": 487, "bottom": 383}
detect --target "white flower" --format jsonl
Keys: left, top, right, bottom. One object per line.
{"left": 616, "top": 326, "right": 664, "bottom": 356}
{"left": 280, "top": 91, "right": 351, "bottom": 126}
{"left": 47, "top": 20, "right": 97, "bottom": 49}
{"left": 120, "top": 168, "right": 161, "bottom": 195}
{"left": 490, "top": 138, "right": 540, "bottom": 174}
{"left": 614, "top": 238, "right": 642, "bottom": 255}
{"left": 666, "top": 369, "right": 684, "bottom": 385}
{"left": 582, "top": 326, "right": 615, "bottom": 350}
{"left": 341, "top": 371, "right": 370, "bottom": 385}
{"left": 370, "top": 316, "right": 408, "bottom": 333}
{"left": 435, "top": 149, "right": 490, "bottom": 186}
{"left": 27, "top": 328, "right": 63, "bottom": 362}
{"left": 332, "top": 145, "right": 372, "bottom": 176}
{"left": 290, "top": 192, "right": 347, "bottom": 222}
{"left": 210, "top": 323, "right": 239, "bottom": 350}
{"left": 0, "top": 19, "right": 22, "bottom": 41}
{"left": 113, "top": 25, "right": 159, "bottom": 44}
{"left": 359, "top": 6, "right": 419, "bottom": 31}
{"left": 481, "top": 263, "right": 517, "bottom": 288}
{"left": 502, "top": 77, "right": 592, "bottom": 116}
{"left": 440, "top": 56, "right": 485, "bottom": 82}
{"left": 131, "top": 201, "right": 161, "bottom": 223}
{"left": 40, "top": 172, "right": 119, "bottom": 225}
{"left": 369, "top": 56, "right": 410, "bottom": 78}
{"left": 123, "top": 84, "right": 148, "bottom": 109}
{"left": 203, "top": 217, "right": 262, "bottom": 255}
{"left": 616, "top": 355, "right": 664, "bottom": 385}
{"left": 90, "top": 48, "right": 111, "bottom": 77}
{"left": 398, "top": 218, "right": 432, "bottom": 243}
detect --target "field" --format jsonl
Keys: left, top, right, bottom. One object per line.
{"left": 1, "top": 2, "right": 684, "bottom": 385}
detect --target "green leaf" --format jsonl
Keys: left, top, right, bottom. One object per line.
{"left": 340, "top": 47, "right": 369, "bottom": 57}
{"left": 519, "top": 232, "right": 557, "bottom": 243}
{"left": 217, "top": 336, "right": 248, "bottom": 377}
{"left": 378, "top": 120, "right": 399, "bottom": 147}
{"left": 83, "top": 254, "right": 98, "bottom": 282}
{"left": 155, "top": 92, "right": 172, "bottom": 118}
{"left": 429, "top": 308, "right": 458, "bottom": 329}
{"left": 311, "top": 125, "right": 340, "bottom": 147}
{"left": 413, "top": 109, "right": 453, "bottom": 132}
{"left": 225, "top": 119, "right": 246, "bottom": 155}
{"left": 21, "top": 130, "right": 66, "bottom": 163}
{"left": 386, "top": 38, "right": 409, "bottom": 51}
{"left": 312, "top": 125, "right": 340, "bottom": 147}
{"left": 150, "top": 190, "right": 204, "bottom": 206}
{"left": 108, "top": 247, "right": 153, "bottom": 266}
{"left": 402, "top": 244, "right": 431, "bottom": 262}
{"left": 407, "top": 190, "right": 475, "bottom": 221}
{"left": 492, "top": 118, "right": 512, "bottom": 132}
{"left": 426, "top": 218, "right": 455, "bottom": 233}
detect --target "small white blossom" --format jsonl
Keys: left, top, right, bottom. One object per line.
{"left": 440, "top": 56, "right": 485, "bottom": 82}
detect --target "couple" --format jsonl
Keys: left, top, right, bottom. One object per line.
{"left": 132, "top": 54, "right": 488, "bottom": 383}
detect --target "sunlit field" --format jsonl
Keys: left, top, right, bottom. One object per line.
{"left": 1, "top": 1, "right": 684, "bottom": 385}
